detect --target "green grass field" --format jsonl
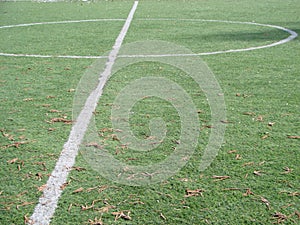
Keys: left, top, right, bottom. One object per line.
{"left": 0, "top": 0, "right": 299, "bottom": 224}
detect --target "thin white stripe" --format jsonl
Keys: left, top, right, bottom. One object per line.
{"left": 28, "top": 2, "right": 139, "bottom": 224}
{"left": 0, "top": 18, "right": 125, "bottom": 29}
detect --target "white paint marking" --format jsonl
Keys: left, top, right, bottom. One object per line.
{"left": 0, "top": 18, "right": 297, "bottom": 59}
{"left": 0, "top": 18, "right": 125, "bottom": 29}
{"left": 28, "top": 2, "right": 139, "bottom": 225}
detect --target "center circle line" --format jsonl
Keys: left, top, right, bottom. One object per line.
{"left": 0, "top": 18, "right": 297, "bottom": 59}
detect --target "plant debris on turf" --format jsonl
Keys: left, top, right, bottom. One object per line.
{"left": 0, "top": 0, "right": 299, "bottom": 224}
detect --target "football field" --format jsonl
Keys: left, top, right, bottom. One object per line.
{"left": 0, "top": 0, "right": 299, "bottom": 224}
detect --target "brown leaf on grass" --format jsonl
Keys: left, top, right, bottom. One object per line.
{"left": 81, "top": 203, "right": 95, "bottom": 211}
{"left": 2, "top": 206, "right": 11, "bottom": 211}
{"left": 223, "top": 188, "right": 254, "bottom": 197}
{"left": 111, "top": 134, "right": 120, "bottom": 141}
{"left": 268, "top": 122, "right": 275, "bottom": 126}
{"left": 73, "top": 187, "right": 84, "bottom": 193}
{"left": 282, "top": 167, "right": 293, "bottom": 174}
{"left": 9, "top": 135, "right": 15, "bottom": 140}
{"left": 50, "top": 117, "right": 73, "bottom": 124}
{"left": 23, "top": 98, "right": 33, "bottom": 102}
{"left": 227, "top": 150, "right": 237, "bottom": 154}
{"left": 1, "top": 141, "right": 31, "bottom": 149}
{"left": 15, "top": 191, "right": 28, "bottom": 198}
{"left": 60, "top": 182, "right": 69, "bottom": 190}
{"left": 243, "top": 112, "right": 256, "bottom": 116}
{"left": 281, "top": 203, "right": 294, "bottom": 209}
{"left": 97, "top": 205, "right": 115, "bottom": 213}
{"left": 223, "top": 188, "right": 241, "bottom": 191}
{"left": 112, "top": 210, "right": 132, "bottom": 221}
{"left": 72, "top": 166, "right": 86, "bottom": 171}
{"left": 200, "top": 125, "right": 214, "bottom": 130}
{"left": 220, "top": 120, "right": 233, "bottom": 124}
{"left": 19, "top": 135, "right": 26, "bottom": 140}
{"left": 1, "top": 130, "right": 14, "bottom": 140}
{"left": 36, "top": 172, "right": 43, "bottom": 180}
{"left": 68, "top": 89, "right": 75, "bottom": 92}
{"left": 37, "top": 184, "right": 47, "bottom": 192}
{"left": 160, "top": 212, "right": 167, "bottom": 220}
{"left": 86, "top": 186, "right": 98, "bottom": 192}
{"left": 86, "top": 142, "right": 103, "bottom": 149}
{"left": 288, "top": 192, "right": 299, "bottom": 197}
{"left": 129, "top": 201, "right": 145, "bottom": 205}
{"left": 46, "top": 95, "right": 55, "bottom": 99}
{"left": 16, "top": 128, "right": 26, "bottom": 132}
{"left": 243, "top": 188, "right": 254, "bottom": 196}
{"left": 24, "top": 214, "right": 30, "bottom": 224}
{"left": 212, "top": 175, "right": 230, "bottom": 181}
{"left": 273, "top": 212, "right": 287, "bottom": 223}
{"left": 7, "top": 158, "right": 18, "bottom": 164}
{"left": 146, "top": 135, "right": 157, "bottom": 140}
{"left": 243, "top": 162, "right": 254, "bottom": 167}
{"left": 179, "top": 178, "right": 189, "bottom": 182}
{"left": 120, "top": 144, "right": 128, "bottom": 150}
{"left": 185, "top": 189, "right": 204, "bottom": 197}
{"left": 16, "top": 201, "right": 34, "bottom": 210}
{"left": 68, "top": 204, "right": 73, "bottom": 212}
{"left": 98, "top": 185, "right": 109, "bottom": 193}
{"left": 256, "top": 115, "right": 264, "bottom": 121}
{"left": 260, "top": 197, "right": 271, "bottom": 210}
{"left": 295, "top": 211, "right": 300, "bottom": 219}
{"left": 88, "top": 217, "right": 104, "bottom": 225}
{"left": 253, "top": 171, "right": 262, "bottom": 176}
{"left": 261, "top": 134, "right": 269, "bottom": 139}
{"left": 99, "top": 128, "right": 114, "bottom": 132}
{"left": 42, "top": 104, "right": 51, "bottom": 107}
{"left": 235, "top": 154, "right": 242, "bottom": 160}
{"left": 126, "top": 158, "right": 138, "bottom": 161}
{"left": 287, "top": 135, "right": 300, "bottom": 139}
{"left": 49, "top": 109, "right": 62, "bottom": 113}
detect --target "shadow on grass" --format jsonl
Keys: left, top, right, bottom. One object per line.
{"left": 201, "top": 31, "right": 287, "bottom": 42}
{"left": 175, "top": 21, "right": 299, "bottom": 43}
{"left": 268, "top": 21, "right": 300, "bottom": 42}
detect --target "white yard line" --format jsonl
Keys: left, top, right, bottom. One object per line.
{"left": 28, "top": 1, "right": 139, "bottom": 225}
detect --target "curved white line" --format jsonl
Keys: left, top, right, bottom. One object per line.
{"left": 0, "top": 18, "right": 297, "bottom": 58}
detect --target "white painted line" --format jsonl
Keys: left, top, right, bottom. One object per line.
{"left": 0, "top": 18, "right": 125, "bottom": 29}
{"left": 28, "top": 1, "right": 139, "bottom": 225}
{"left": 0, "top": 18, "right": 297, "bottom": 59}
